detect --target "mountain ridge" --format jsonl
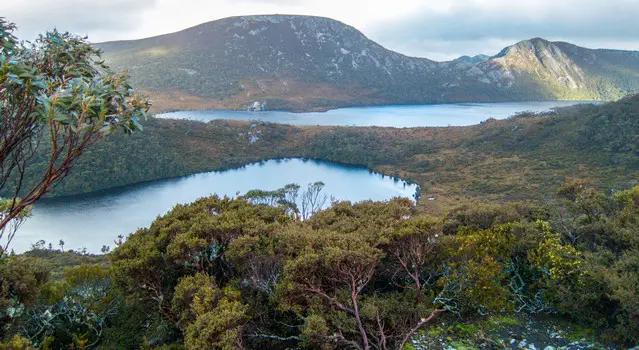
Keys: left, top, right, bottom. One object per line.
{"left": 454, "top": 55, "right": 491, "bottom": 64}
{"left": 97, "top": 15, "right": 639, "bottom": 112}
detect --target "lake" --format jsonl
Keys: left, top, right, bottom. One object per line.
{"left": 9, "top": 101, "right": 598, "bottom": 254}
{"left": 157, "top": 101, "right": 597, "bottom": 127}
{"left": 11, "top": 159, "right": 417, "bottom": 253}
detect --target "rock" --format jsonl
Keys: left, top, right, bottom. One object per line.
{"left": 247, "top": 101, "right": 267, "bottom": 111}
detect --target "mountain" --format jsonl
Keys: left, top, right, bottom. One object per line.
{"left": 454, "top": 54, "right": 490, "bottom": 64}
{"left": 479, "top": 38, "right": 639, "bottom": 101}
{"left": 98, "top": 15, "right": 639, "bottom": 112}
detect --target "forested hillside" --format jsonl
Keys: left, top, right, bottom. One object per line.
{"left": 10, "top": 95, "right": 637, "bottom": 211}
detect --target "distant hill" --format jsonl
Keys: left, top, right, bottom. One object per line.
{"left": 454, "top": 55, "right": 490, "bottom": 64}
{"left": 97, "top": 15, "right": 639, "bottom": 112}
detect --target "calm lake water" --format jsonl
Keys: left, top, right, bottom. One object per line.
{"left": 9, "top": 101, "right": 599, "bottom": 253}
{"left": 158, "top": 101, "right": 596, "bottom": 127}
{"left": 12, "top": 159, "right": 416, "bottom": 253}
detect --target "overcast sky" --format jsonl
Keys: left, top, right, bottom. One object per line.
{"left": 2, "top": 0, "right": 638, "bottom": 61}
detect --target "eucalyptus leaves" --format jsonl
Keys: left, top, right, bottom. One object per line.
{"left": 0, "top": 18, "right": 150, "bottom": 257}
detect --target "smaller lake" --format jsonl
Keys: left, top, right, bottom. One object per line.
{"left": 10, "top": 159, "right": 417, "bottom": 254}
{"left": 157, "top": 101, "right": 597, "bottom": 127}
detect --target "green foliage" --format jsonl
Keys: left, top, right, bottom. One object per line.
{"left": 0, "top": 335, "right": 34, "bottom": 350}
{"left": 107, "top": 196, "right": 287, "bottom": 348}
{"left": 172, "top": 273, "right": 248, "bottom": 350}
{"left": 2, "top": 180, "right": 638, "bottom": 347}
{"left": 539, "top": 185, "right": 639, "bottom": 342}
{"left": 21, "top": 248, "right": 108, "bottom": 281}
{"left": 438, "top": 224, "right": 517, "bottom": 315}
{"left": 300, "top": 314, "right": 330, "bottom": 348}
{"left": 0, "top": 20, "right": 148, "bottom": 134}
{"left": 106, "top": 183, "right": 638, "bottom": 347}
{"left": 528, "top": 224, "right": 582, "bottom": 281}
{"left": 0, "top": 257, "right": 49, "bottom": 340}
{"left": 20, "top": 264, "right": 117, "bottom": 348}
{"left": 0, "top": 17, "right": 150, "bottom": 256}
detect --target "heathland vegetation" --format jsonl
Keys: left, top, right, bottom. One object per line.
{"left": 2, "top": 180, "right": 638, "bottom": 348}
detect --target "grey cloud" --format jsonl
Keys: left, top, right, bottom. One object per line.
{"left": 381, "top": 38, "right": 513, "bottom": 61}
{"left": 4, "top": 0, "right": 158, "bottom": 40}
{"left": 369, "top": 0, "right": 639, "bottom": 59}
{"left": 3, "top": 0, "right": 637, "bottom": 60}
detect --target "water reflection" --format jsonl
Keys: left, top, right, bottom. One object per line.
{"left": 157, "top": 101, "right": 598, "bottom": 127}
{"left": 12, "top": 159, "right": 417, "bottom": 253}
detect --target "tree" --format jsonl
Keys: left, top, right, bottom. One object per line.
{"left": 300, "top": 181, "right": 328, "bottom": 220}
{"left": 387, "top": 217, "right": 441, "bottom": 304}
{"left": 110, "top": 196, "right": 286, "bottom": 328}
{"left": 277, "top": 199, "right": 446, "bottom": 350}
{"left": 243, "top": 182, "right": 328, "bottom": 220}
{"left": 438, "top": 224, "right": 516, "bottom": 315}
{"left": 278, "top": 225, "right": 382, "bottom": 349}
{"left": 243, "top": 183, "right": 300, "bottom": 216}
{"left": 0, "top": 18, "right": 150, "bottom": 256}
{"left": 0, "top": 256, "right": 49, "bottom": 341}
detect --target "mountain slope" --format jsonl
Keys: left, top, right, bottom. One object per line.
{"left": 476, "top": 38, "right": 637, "bottom": 100}
{"left": 98, "top": 15, "right": 639, "bottom": 112}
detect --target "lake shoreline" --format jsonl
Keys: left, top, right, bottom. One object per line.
{"left": 36, "top": 101, "right": 601, "bottom": 200}
{"left": 157, "top": 100, "right": 601, "bottom": 127}
{"left": 151, "top": 99, "right": 604, "bottom": 114}
{"left": 39, "top": 157, "right": 401, "bottom": 202}
{"left": 15, "top": 159, "right": 417, "bottom": 253}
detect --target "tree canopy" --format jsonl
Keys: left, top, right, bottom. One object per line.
{"left": 0, "top": 181, "right": 638, "bottom": 348}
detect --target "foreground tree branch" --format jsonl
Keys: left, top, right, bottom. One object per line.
{"left": 0, "top": 18, "right": 150, "bottom": 256}
{"left": 398, "top": 308, "right": 446, "bottom": 349}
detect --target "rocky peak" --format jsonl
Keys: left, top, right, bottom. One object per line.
{"left": 488, "top": 38, "right": 586, "bottom": 89}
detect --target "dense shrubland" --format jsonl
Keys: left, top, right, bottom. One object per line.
{"left": 1, "top": 180, "right": 637, "bottom": 348}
